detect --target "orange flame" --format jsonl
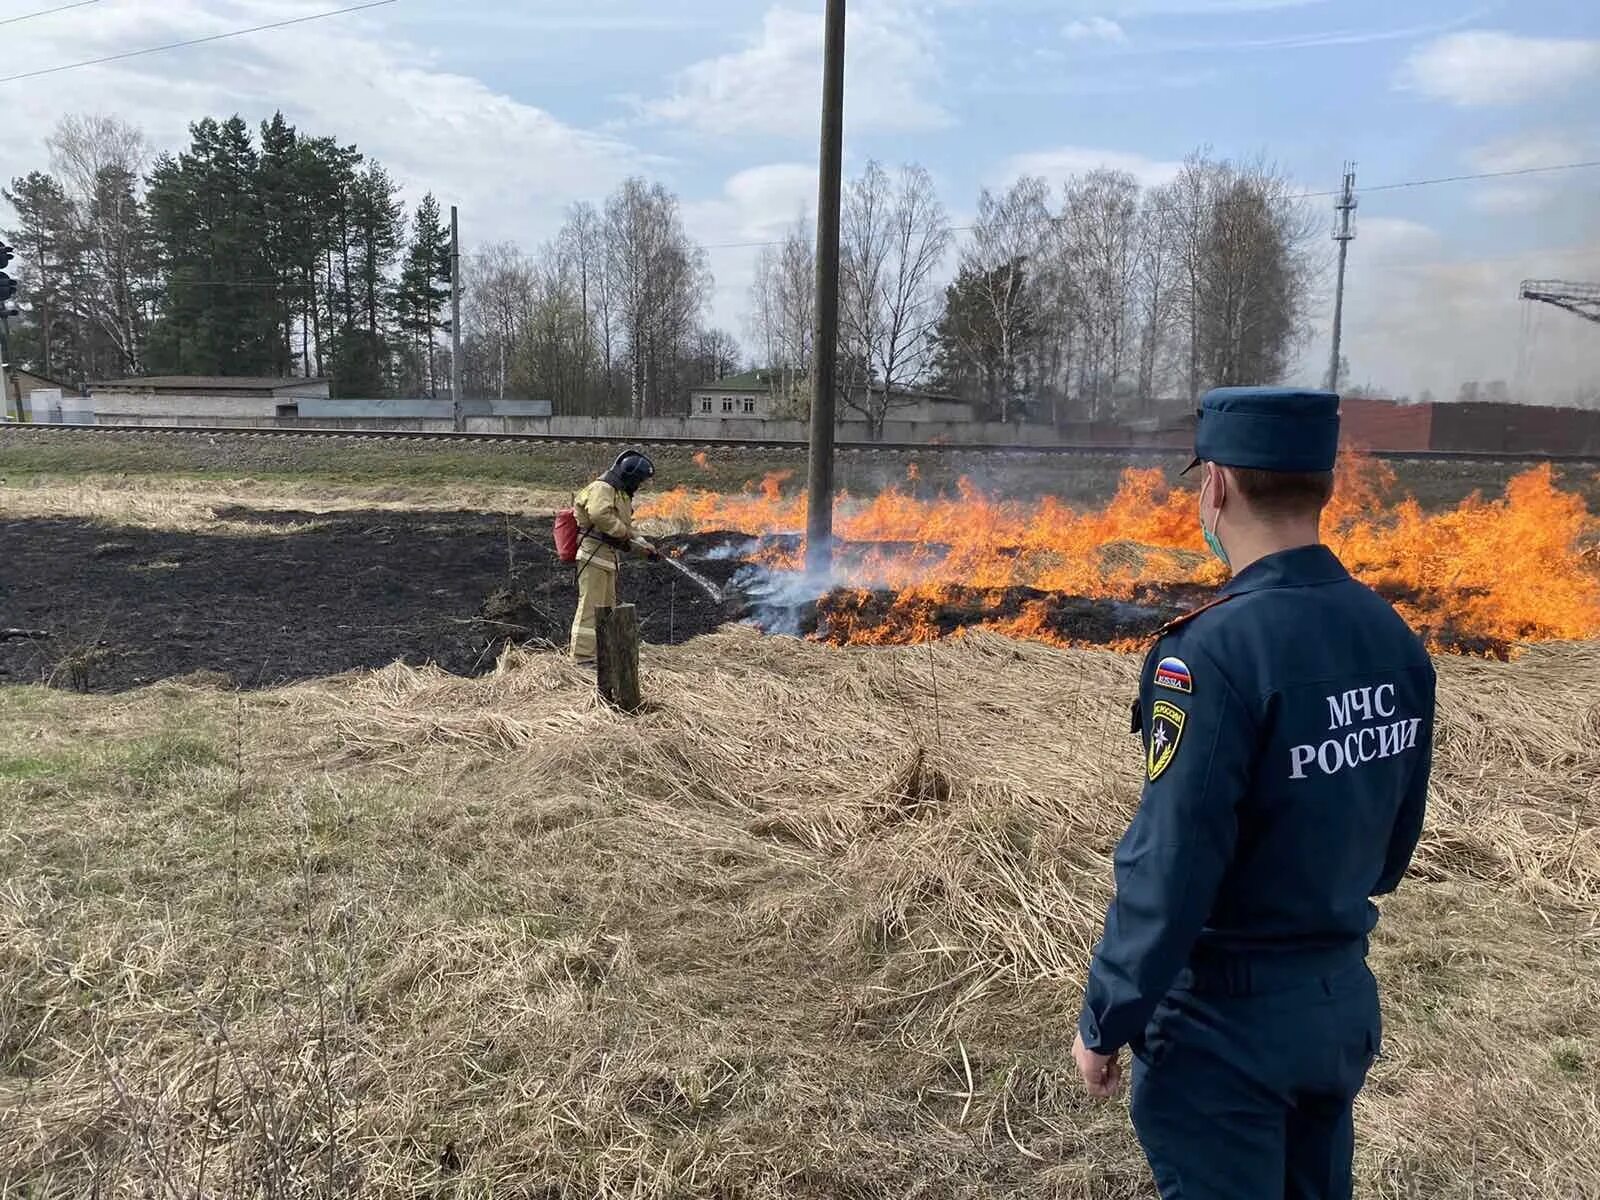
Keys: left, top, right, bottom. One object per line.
{"left": 639, "top": 455, "right": 1600, "bottom": 654}
{"left": 692, "top": 451, "right": 709, "bottom": 470}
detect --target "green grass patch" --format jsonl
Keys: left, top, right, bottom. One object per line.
{"left": 1552, "top": 1040, "right": 1588, "bottom": 1077}
{"left": 122, "top": 731, "right": 224, "bottom": 790}
{"left": 0, "top": 754, "right": 56, "bottom": 780}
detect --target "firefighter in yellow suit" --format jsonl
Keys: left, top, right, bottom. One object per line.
{"left": 570, "top": 449, "right": 660, "bottom": 664}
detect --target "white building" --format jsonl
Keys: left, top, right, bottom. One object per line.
{"left": 688, "top": 370, "right": 785, "bottom": 420}
{"left": 689, "top": 370, "right": 977, "bottom": 426}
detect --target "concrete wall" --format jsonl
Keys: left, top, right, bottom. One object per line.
{"left": 467, "top": 414, "right": 1182, "bottom": 447}
{"left": 299, "top": 397, "right": 455, "bottom": 421}
{"left": 95, "top": 393, "right": 283, "bottom": 422}
{"left": 18, "top": 391, "right": 96, "bottom": 424}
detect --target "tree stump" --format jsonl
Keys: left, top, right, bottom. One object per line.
{"left": 596, "top": 604, "right": 642, "bottom": 713}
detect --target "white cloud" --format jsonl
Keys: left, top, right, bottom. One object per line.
{"left": 1063, "top": 17, "right": 1127, "bottom": 43}
{"left": 1469, "top": 185, "right": 1552, "bottom": 216}
{"left": 1468, "top": 133, "right": 1590, "bottom": 174}
{"left": 1463, "top": 134, "right": 1595, "bottom": 216}
{"left": 0, "top": 1, "right": 644, "bottom": 250}
{"left": 1399, "top": 31, "right": 1600, "bottom": 107}
{"left": 683, "top": 163, "right": 818, "bottom": 340}
{"left": 640, "top": 3, "right": 950, "bottom": 138}
{"left": 997, "top": 146, "right": 1183, "bottom": 190}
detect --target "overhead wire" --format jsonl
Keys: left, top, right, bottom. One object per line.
{"left": 0, "top": 0, "right": 398, "bottom": 83}
{"left": 0, "top": 0, "right": 99, "bottom": 28}
{"left": 687, "top": 160, "right": 1600, "bottom": 252}
{"left": 450, "top": 159, "right": 1600, "bottom": 258}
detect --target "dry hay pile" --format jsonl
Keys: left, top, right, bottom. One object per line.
{"left": 1, "top": 633, "right": 1597, "bottom": 1198}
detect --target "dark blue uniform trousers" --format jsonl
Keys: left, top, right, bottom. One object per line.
{"left": 1130, "top": 956, "right": 1381, "bottom": 1200}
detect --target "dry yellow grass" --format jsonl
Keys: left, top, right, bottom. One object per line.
{"left": 0, "top": 633, "right": 1597, "bottom": 1197}
{"left": 0, "top": 474, "right": 569, "bottom": 532}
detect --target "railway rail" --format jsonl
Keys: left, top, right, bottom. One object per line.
{"left": 4, "top": 421, "right": 1599, "bottom": 464}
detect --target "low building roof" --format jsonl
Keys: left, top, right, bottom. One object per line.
{"left": 691, "top": 370, "right": 781, "bottom": 393}
{"left": 92, "top": 376, "right": 330, "bottom": 393}
{"left": 13, "top": 367, "right": 82, "bottom": 394}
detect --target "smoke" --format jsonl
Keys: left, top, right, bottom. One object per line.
{"left": 729, "top": 562, "right": 834, "bottom": 637}
{"left": 697, "top": 537, "right": 762, "bottom": 561}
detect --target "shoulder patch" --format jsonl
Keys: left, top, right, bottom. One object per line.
{"left": 1155, "top": 593, "right": 1237, "bottom": 639}
{"left": 1154, "top": 656, "right": 1193, "bottom": 694}
{"left": 1147, "top": 699, "right": 1186, "bottom": 781}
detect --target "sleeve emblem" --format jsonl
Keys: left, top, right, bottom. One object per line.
{"left": 1147, "top": 700, "right": 1187, "bottom": 781}
{"left": 1154, "top": 656, "right": 1193, "bottom": 694}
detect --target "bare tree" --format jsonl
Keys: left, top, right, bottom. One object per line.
{"left": 960, "top": 176, "right": 1051, "bottom": 423}
{"left": 1134, "top": 186, "right": 1181, "bottom": 406}
{"left": 689, "top": 328, "right": 742, "bottom": 382}
{"left": 463, "top": 242, "right": 534, "bottom": 399}
{"left": 840, "top": 161, "right": 951, "bottom": 437}
{"left": 1159, "top": 153, "right": 1319, "bottom": 395}
{"left": 602, "top": 178, "right": 711, "bottom": 418}
{"left": 47, "top": 114, "right": 150, "bottom": 374}
{"left": 1196, "top": 165, "right": 1318, "bottom": 387}
{"left": 1058, "top": 169, "right": 1141, "bottom": 419}
{"left": 748, "top": 214, "right": 815, "bottom": 413}
{"left": 559, "top": 202, "right": 611, "bottom": 411}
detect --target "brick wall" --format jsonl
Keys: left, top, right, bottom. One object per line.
{"left": 1429, "top": 402, "right": 1600, "bottom": 456}
{"left": 1340, "top": 397, "right": 1433, "bottom": 452}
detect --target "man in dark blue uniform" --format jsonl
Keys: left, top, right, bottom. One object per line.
{"left": 1072, "top": 387, "right": 1437, "bottom": 1199}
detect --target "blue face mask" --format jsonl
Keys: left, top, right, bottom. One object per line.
{"left": 1201, "top": 476, "right": 1230, "bottom": 567}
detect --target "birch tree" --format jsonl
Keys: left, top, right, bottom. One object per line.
{"left": 840, "top": 161, "right": 951, "bottom": 436}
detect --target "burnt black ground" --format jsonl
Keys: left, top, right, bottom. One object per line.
{"left": 0, "top": 508, "right": 1511, "bottom": 693}
{"left": 0, "top": 509, "right": 743, "bottom": 692}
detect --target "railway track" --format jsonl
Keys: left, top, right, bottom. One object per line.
{"left": 4, "top": 420, "right": 1599, "bottom": 464}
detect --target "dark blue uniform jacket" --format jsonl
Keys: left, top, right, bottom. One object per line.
{"left": 1079, "top": 544, "right": 1436, "bottom": 1054}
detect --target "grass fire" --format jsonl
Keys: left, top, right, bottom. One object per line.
{"left": 641, "top": 457, "right": 1600, "bottom": 658}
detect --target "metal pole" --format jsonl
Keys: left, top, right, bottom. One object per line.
{"left": 450, "top": 205, "right": 463, "bottom": 430}
{"left": 0, "top": 316, "right": 16, "bottom": 422}
{"left": 1327, "top": 163, "right": 1357, "bottom": 392}
{"left": 806, "top": 0, "right": 846, "bottom": 577}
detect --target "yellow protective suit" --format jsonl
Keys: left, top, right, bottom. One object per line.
{"left": 569, "top": 478, "right": 650, "bottom": 661}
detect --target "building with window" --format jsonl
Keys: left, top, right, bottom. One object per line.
{"left": 688, "top": 371, "right": 784, "bottom": 421}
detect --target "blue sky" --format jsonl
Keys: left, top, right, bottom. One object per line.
{"left": 5, "top": 0, "right": 1599, "bottom": 398}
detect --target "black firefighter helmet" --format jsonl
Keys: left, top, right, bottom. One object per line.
{"left": 603, "top": 449, "right": 656, "bottom": 497}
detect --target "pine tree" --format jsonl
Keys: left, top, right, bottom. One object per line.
{"left": 146, "top": 116, "right": 276, "bottom": 375}
{"left": 257, "top": 112, "right": 299, "bottom": 375}
{"left": 3, "top": 172, "right": 76, "bottom": 379}
{"left": 395, "top": 193, "right": 450, "bottom": 396}
{"left": 329, "top": 163, "right": 404, "bottom": 397}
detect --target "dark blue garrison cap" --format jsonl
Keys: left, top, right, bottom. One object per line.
{"left": 1183, "top": 387, "right": 1341, "bottom": 475}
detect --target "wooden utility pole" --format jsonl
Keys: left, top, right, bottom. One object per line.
{"left": 805, "top": 0, "right": 846, "bottom": 577}
{"left": 450, "top": 204, "right": 463, "bottom": 430}
{"left": 1327, "top": 164, "right": 1357, "bottom": 392}
{"left": 596, "top": 604, "right": 642, "bottom": 713}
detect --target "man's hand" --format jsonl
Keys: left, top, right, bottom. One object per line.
{"left": 1072, "top": 1030, "right": 1123, "bottom": 1099}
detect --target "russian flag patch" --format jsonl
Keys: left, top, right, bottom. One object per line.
{"left": 1154, "top": 657, "right": 1193, "bottom": 694}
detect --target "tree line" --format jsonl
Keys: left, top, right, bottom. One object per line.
{"left": 4, "top": 113, "right": 457, "bottom": 398}
{"left": 750, "top": 150, "right": 1322, "bottom": 432}
{"left": 4, "top": 113, "right": 1320, "bottom": 425}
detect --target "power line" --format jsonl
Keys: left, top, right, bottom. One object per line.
{"left": 451, "top": 158, "right": 1600, "bottom": 258}
{"left": 688, "top": 159, "right": 1600, "bottom": 252}
{"left": 0, "top": 0, "right": 398, "bottom": 83}
{"left": 0, "top": 0, "right": 99, "bottom": 28}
